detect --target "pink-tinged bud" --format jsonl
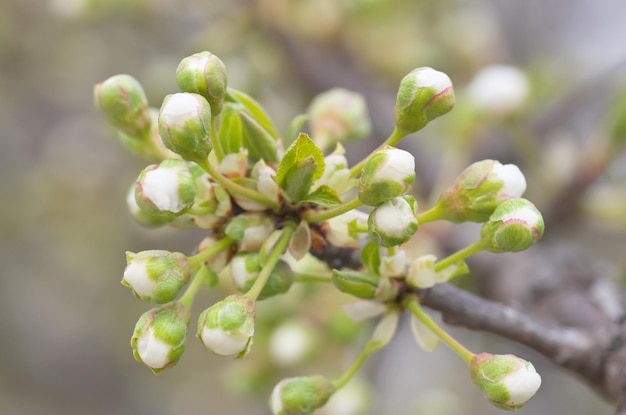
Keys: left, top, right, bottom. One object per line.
{"left": 480, "top": 198, "right": 544, "bottom": 253}
{"left": 394, "top": 67, "right": 455, "bottom": 134}
{"left": 176, "top": 51, "right": 227, "bottom": 116}
{"left": 470, "top": 353, "right": 542, "bottom": 410}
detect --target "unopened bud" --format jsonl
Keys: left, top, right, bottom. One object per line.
{"left": 230, "top": 253, "right": 294, "bottom": 300}
{"left": 308, "top": 88, "right": 371, "bottom": 151}
{"left": 358, "top": 147, "right": 415, "bottom": 206}
{"left": 176, "top": 51, "right": 227, "bottom": 116}
{"left": 94, "top": 74, "right": 151, "bottom": 138}
{"left": 331, "top": 269, "right": 397, "bottom": 301}
{"left": 225, "top": 212, "right": 275, "bottom": 252}
{"left": 379, "top": 250, "right": 407, "bottom": 278}
{"left": 368, "top": 196, "right": 419, "bottom": 247}
{"left": 270, "top": 375, "right": 335, "bottom": 415}
{"left": 470, "top": 353, "right": 541, "bottom": 410}
{"left": 437, "top": 159, "right": 527, "bottom": 223}
{"left": 131, "top": 302, "right": 189, "bottom": 374}
{"left": 394, "top": 67, "right": 455, "bottom": 134}
{"left": 321, "top": 210, "right": 368, "bottom": 249}
{"left": 197, "top": 295, "right": 255, "bottom": 357}
{"left": 158, "top": 92, "right": 212, "bottom": 163}
{"left": 480, "top": 198, "right": 544, "bottom": 253}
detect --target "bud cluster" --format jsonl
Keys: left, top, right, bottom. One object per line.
{"left": 96, "top": 51, "right": 545, "bottom": 414}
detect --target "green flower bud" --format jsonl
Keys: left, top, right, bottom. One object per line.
{"left": 197, "top": 295, "right": 255, "bottom": 357}
{"left": 331, "top": 269, "right": 397, "bottom": 301}
{"left": 131, "top": 302, "right": 189, "bottom": 374}
{"left": 134, "top": 159, "right": 196, "bottom": 219}
{"left": 480, "top": 198, "right": 544, "bottom": 253}
{"left": 437, "top": 159, "right": 527, "bottom": 223}
{"left": 368, "top": 196, "right": 419, "bottom": 247}
{"left": 94, "top": 74, "right": 151, "bottom": 138}
{"left": 270, "top": 375, "right": 336, "bottom": 415}
{"left": 358, "top": 147, "right": 415, "bottom": 206}
{"left": 307, "top": 88, "right": 371, "bottom": 151}
{"left": 394, "top": 67, "right": 455, "bottom": 134}
{"left": 176, "top": 51, "right": 227, "bottom": 116}
{"left": 225, "top": 212, "right": 276, "bottom": 252}
{"left": 229, "top": 253, "right": 294, "bottom": 300}
{"left": 470, "top": 353, "right": 542, "bottom": 410}
{"left": 320, "top": 210, "right": 369, "bottom": 249}
{"left": 158, "top": 92, "right": 212, "bottom": 163}
{"left": 122, "top": 250, "right": 192, "bottom": 303}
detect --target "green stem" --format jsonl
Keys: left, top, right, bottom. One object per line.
{"left": 405, "top": 297, "right": 475, "bottom": 364}
{"left": 244, "top": 221, "right": 297, "bottom": 301}
{"left": 434, "top": 240, "right": 484, "bottom": 272}
{"left": 415, "top": 203, "right": 447, "bottom": 224}
{"left": 210, "top": 117, "right": 224, "bottom": 162}
{"left": 178, "top": 270, "right": 207, "bottom": 309}
{"left": 303, "top": 197, "right": 362, "bottom": 223}
{"left": 196, "top": 156, "right": 279, "bottom": 210}
{"left": 349, "top": 128, "right": 407, "bottom": 178}
{"left": 187, "top": 237, "right": 236, "bottom": 269}
{"left": 293, "top": 272, "right": 333, "bottom": 283}
{"left": 332, "top": 349, "right": 370, "bottom": 390}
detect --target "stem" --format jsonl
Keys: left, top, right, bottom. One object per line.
{"left": 332, "top": 349, "right": 370, "bottom": 390}
{"left": 178, "top": 270, "right": 207, "bottom": 309}
{"left": 405, "top": 297, "right": 475, "bottom": 364}
{"left": 196, "top": 156, "right": 279, "bottom": 210}
{"left": 303, "top": 197, "right": 362, "bottom": 223}
{"left": 434, "top": 240, "right": 484, "bottom": 272}
{"left": 187, "top": 237, "right": 236, "bottom": 269}
{"left": 416, "top": 203, "right": 447, "bottom": 224}
{"left": 349, "top": 128, "right": 407, "bottom": 178}
{"left": 293, "top": 272, "right": 333, "bottom": 283}
{"left": 210, "top": 117, "right": 224, "bottom": 162}
{"left": 244, "top": 221, "right": 297, "bottom": 301}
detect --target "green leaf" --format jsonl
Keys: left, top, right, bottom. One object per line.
{"left": 300, "top": 185, "right": 342, "bottom": 206}
{"left": 217, "top": 104, "right": 244, "bottom": 154}
{"left": 240, "top": 111, "right": 279, "bottom": 163}
{"left": 229, "top": 89, "right": 279, "bottom": 139}
{"left": 276, "top": 132, "right": 325, "bottom": 188}
{"left": 282, "top": 157, "right": 318, "bottom": 203}
{"left": 360, "top": 240, "right": 381, "bottom": 276}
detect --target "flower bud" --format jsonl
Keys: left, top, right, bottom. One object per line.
{"left": 437, "top": 159, "right": 527, "bottom": 223}
{"left": 358, "top": 147, "right": 415, "bottom": 206}
{"left": 332, "top": 269, "right": 398, "bottom": 301}
{"left": 196, "top": 234, "right": 233, "bottom": 274}
{"left": 122, "top": 250, "right": 192, "bottom": 303}
{"left": 197, "top": 295, "right": 255, "bottom": 357}
{"left": 307, "top": 88, "right": 371, "bottom": 151}
{"left": 320, "top": 210, "right": 369, "bottom": 249}
{"left": 480, "top": 198, "right": 544, "bottom": 253}
{"left": 394, "top": 67, "right": 455, "bottom": 134}
{"left": 269, "top": 320, "right": 316, "bottom": 367}
{"left": 313, "top": 144, "right": 351, "bottom": 198}
{"left": 158, "top": 92, "right": 212, "bottom": 163}
{"left": 126, "top": 184, "right": 173, "bottom": 227}
{"left": 368, "top": 196, "right": 419, "bottom": 247}
{"left": 251, "top": 160, "right": 282, "bottom": 206}
{"left": 407, "top": 254, "right": 469, "bottom": 289}
{"left": 225, "top": 212, "right": 276, "bottom": 252}
{"left": 218, "top": 150, "right": 249, "bottom": 179}
{"left": 230, "top": 253, "right": 294, "bottom": 300}
{"left": 467, "top": 65, "right": 529, "bottom": 118}
{"left": 270, "top": 375, "right": 335, "bottom": 415}
{"left": 176, "top": 51, "right": 227, "bottom": 116}
{"left": 379, "top": 250, "right": 407, "bottom": 278}
{"left": 134, "top": 159, "right": 196, "bottom": 219}
{"left": 131, "top": 302, "right": 189, "bottom": 374}
{"left": 470, "top": 353, "right": 541, "bottom": 410}
{"left": 94, "top": 74, "right": 151, "bottom": 138}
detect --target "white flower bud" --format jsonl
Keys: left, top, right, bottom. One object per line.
{"left": 252, "top": 160, "right": 282, "bottom": 206}
{"left": 269, "top": 320, "right": 315, "bottom": 367}
{"left": 358, "top": 147, "right": 415, "bottom": 206}
{"left": 467, "top": 65, "right": 529, "bottom": 117}
{"left": 321, "top": 210, "right": 369, "bottom": 248}
{"left": 225, "top": 212, "right": 275, "bottom": 252}
{"left": 197, "top": 295, "right": 255, "bottom": 357}
{"left": 218, "top": 151, "right": 249, "bottom": 179}
{"left": 379, "top": 250, "right": 407, "bottom": 278}
{"left": 470, "top": 353, "right": 541, "bottom": 410}
{"left": 368, "top": 196, "right": 419, "bottom": 247}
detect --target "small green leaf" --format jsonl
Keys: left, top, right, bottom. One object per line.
{"left": 300, "top": 185, "right": 342, "bottom": 206}
{"left": 282, "top": 157, "right": 318, "bottom": 203}
{"left": 361, "top": 240, "right": 381, "bottom": 276}
{"left": 276, "top": 133, "right": 325, "bottom": 188}
{"left": 217, "top": 104, "right": 244, "bottom": 154}
{"left": 240, "top": 111, "right": 279, "bottom": 163}
{"left": 229, "top": 89, "right": 279, "bottom": 139}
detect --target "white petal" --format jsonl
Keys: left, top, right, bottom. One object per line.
{"left": 375, "top": 149, "right": 415, "bottom": 183}
{"left": 161, "top": 93, "right": 201, "bottom": 126}
{"left": 492, "top": 162, "right": 527, "bottom": 198}
{"left": 415, "top": 67, "right": 453, "bottom": 94}
{"left": 142, "top": 168, "right": 186, "bottom": 212}
{"left": 372, "top": 198, "right": 415, "bottom": 237}
{"left": 503, "top": 363, "right": 542, "bottom": 406}
{"left": 410, "top": 314, "right": 440, "bottom": 351}
{"left": 123, "top": 260, "right": 156, "bottom": 297}
{"left": 137, "top": 328, "right": 171, "bottom": 369}
{"left": 200, "top": 327, "right": 249, "bottom": 356}
{"left": 342, "top": 300, "right": 386, "bottom": 322}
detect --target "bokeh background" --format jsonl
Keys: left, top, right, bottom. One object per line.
{"left": 2, "top": 0, "right": 626, "bottom": 414}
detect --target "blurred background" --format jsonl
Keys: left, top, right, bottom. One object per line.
{"left": 2, "top": 0, "right": 626, "bottom": 414}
